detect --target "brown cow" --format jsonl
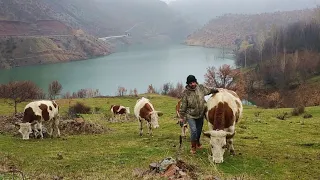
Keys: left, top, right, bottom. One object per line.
{"left": 110, "top": 105, "right": 130, "bottom": 120}
{"left": 203, "top": 89, "right": 243, "bottom": 163}
{"left": 15, "top": 100, "right": 60, "bottom": 140}
{"left": 134, "top": 97, "right": 163, "bottom": 136}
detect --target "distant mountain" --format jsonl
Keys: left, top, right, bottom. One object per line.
{"left": 0, "top": 0, "right": 198, "bottom": 69}
{"left": 185, "top": 9, "right": 316, "bottom": 48}
{"left": 169, "top": 0, "right": 320, "bottom": 25}
{"left": 0, "top": 0, "right": 196, "bottom": 41}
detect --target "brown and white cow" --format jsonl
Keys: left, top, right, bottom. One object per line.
{"left": 110, "top": 105, "right": 130, "bottom": 120}
{"left": 15, "top": 100, "right": 60, "bottom": 140}
{"left": 203, "top": 89, "right": 243, "bottom": 163}
{"left": 134, "top": 97, "right": 163, "bottom": 136}
{"left": 175, "top": 99, "right": 188, "bottom": 138}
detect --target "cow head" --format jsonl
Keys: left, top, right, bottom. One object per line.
{"left": 15, "top": 122, "right": 35, "bottom": 140}
{"left": 203, "top": 130, "right": 233, "bottom": 163}
{"left": 125, "top": 107, "right": 130, "bottom": 114}
{"left": 149, "top": 111, "right": 163, "bottom": 128}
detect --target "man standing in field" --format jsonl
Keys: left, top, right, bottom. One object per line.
{"left": 179, "top": 75, "right": 219, "bottom": 154}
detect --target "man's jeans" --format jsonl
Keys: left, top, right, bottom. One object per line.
{"left": 187, "top": 117, "right": 204, "bottom": 141}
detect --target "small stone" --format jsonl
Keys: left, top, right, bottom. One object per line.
{"left": 149, "top": 162, "right": 159, "bottom": 170}
{"left": 57, "top": 152, "right": 63, "bottom": 160}
{"left": 163, "top": 164, "right": 178, "bottom": 177}
{"left": 179, "top": 170, "right": 187, "bottom": 177}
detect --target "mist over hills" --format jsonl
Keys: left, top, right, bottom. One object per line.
{"left": 169, "top": 0, "right": 320, "bottom": 24}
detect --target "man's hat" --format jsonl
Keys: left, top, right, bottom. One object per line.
{"left": 186, "top": 75, "right": 197, "bottom": 84}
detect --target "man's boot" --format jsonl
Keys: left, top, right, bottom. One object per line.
{"left": 190, "top": 141, "right": 197, "bottom": 154}
{"left": 196, "top": 139, "right": 202, "bottom": 149}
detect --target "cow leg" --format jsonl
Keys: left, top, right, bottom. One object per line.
{"left": 32, "top": 123, "right": 39, "bottom": 138}
{"left": 147, "top": 122, "right": 152, "bottom": 136}
{"left": 55, "top": 116, "right": 60, "bottom": 138}
{"left": 38, "top": 122, "right": 44, "bottom": 139}
{"left": 227, "top": 138, "right": 235, "bottom": 155}
{"left": 139, "top": 119, "right": 143, "bottom": 136}
{"left": 182, "top": 124, "right": 187, "bottom": 138}
{"left": 48, "top": 120, "right": 54, "bottom": 137}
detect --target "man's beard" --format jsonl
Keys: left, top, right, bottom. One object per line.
{"left": 190, "top": 84, "right": 197, "bottom": 89}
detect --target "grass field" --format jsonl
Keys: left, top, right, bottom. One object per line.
{"left": 0, "top": 94, "right": 319, "bottom": 180}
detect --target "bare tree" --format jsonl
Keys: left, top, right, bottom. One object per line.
{"left": 256, "top": 29, "right": 267, "bottom": 62}
{"left": 239, "top": 40, "right": 254, "bottom": 67}
{"left": 129, "top": 89, "right": 134, "bottom": 96}
{"left": 167, "top": 82, "right": 184, "bottom": 98}
{"left": 0, "top": 81, "right": 42, "bottom": 114}
{"left": 133, "top": 88, "right": 138, "bottom": 97}
{"left": 204, "top": 64, "right": 240, "bottom": 89}
{"left": 147, "top": 84, "right": 155, "bottom": 94}
{"left": 162, "top": 83, "right": 171, "bottom": 95}
{"left": 48, "top": 80, "right": 62, "bottom": 100}
{"left": 117, "top": 86, "right": 127, "bottom": 96}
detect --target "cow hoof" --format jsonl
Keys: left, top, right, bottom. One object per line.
{"left": 230, "top": 150, "right": 235, "bottom": 156}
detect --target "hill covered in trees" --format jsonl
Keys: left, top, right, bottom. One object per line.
{"left": 185, "top": 9, "right": 316, "bottom": 49}
{"left": 233, "top": 9, "right": 320, "bottom": 108}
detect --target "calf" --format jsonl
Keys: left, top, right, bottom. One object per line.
{"left": 15, "top": 100, "right": 60, "bottom": 140}
{"left": 110, "top": 105, "right": 130, "bottom": 120}
{"left": 203, "top": 89, "right": 243, "bottom": 163}
{"left": 134, "top": 97, "right": 163, "bottom": 136}
{"left": 176, "top": 99, "right": 188, "bottom": 138}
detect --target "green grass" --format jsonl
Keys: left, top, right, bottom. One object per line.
{"left": 0, "top": 94, "right": 319, "bottom": 179}
{"left": 307, "top": 75, "right": 320, "bottom": 85}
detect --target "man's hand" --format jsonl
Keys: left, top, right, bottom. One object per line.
{"left": 179, "top": 119, "right": 185, "bottom": 123}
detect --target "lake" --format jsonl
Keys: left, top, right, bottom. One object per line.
{"left": 0, "top": 44, "right": 235, "bottom": 96}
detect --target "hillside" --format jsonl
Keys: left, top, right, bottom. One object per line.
{"left": 0, "top": 95, "right": 319, "bottom": 179}
{"left": 0, "top": 20, "right": 112, "bottom": 69}
{"left": 170, "top": 0, "right": 320, "bottom": 25}
{"left": 185, "top": 9, "right": 316, "bottom": 48}
{"left": 0, "top": 0, "right": 197, "bottom": 68}
{"left": 0, "top": 0, "right": 196, "bottom": 41}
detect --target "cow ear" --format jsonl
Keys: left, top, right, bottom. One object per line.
{"left": 203, "top": 131, "right": 211, "bottom": 138}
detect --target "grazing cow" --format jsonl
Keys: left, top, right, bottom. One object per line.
{"left": 110, "top": 105, "right": 130, "bottom": 120}
{"left": 203, "top": 89, "right": 243, "bottom": 163}
{"left": 15, "top": 100, "right": 60, "bottom": 140}
{"left": 134, "top": 97, "right": 163, "bottom": 136}
{"left": 175, "top": 99, "right": 188, "bottom": 137}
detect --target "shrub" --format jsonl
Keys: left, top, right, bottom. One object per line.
{"left": 291, "top": 106, "right": 305, "bottom": 116}
{"left": 69, "top": 102, "right": 91, "bottom": 115}
{"left": 276, "top": 112, "right": 289, "bottom": 120}
{"left": 303, "top": 113, "right": 313, "bottom": 119}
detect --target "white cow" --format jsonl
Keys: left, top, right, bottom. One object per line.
{"left": 134, "top": 97, "right": 163, "bottom": 136}
{"left": 15, "top": 100, "right": 60, "bottom": 140}
{"left": 203, "top": 89, "right": 243, "bottom": 163}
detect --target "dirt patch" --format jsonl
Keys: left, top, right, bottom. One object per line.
{"left": 0, "top": 114, "right": 111, "bottom": 138}
{"left": 0, "top": 113, "right": 23, "bottom": 136}
{"left": 59, "top": 118, "right": 111, "bottom": 135}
